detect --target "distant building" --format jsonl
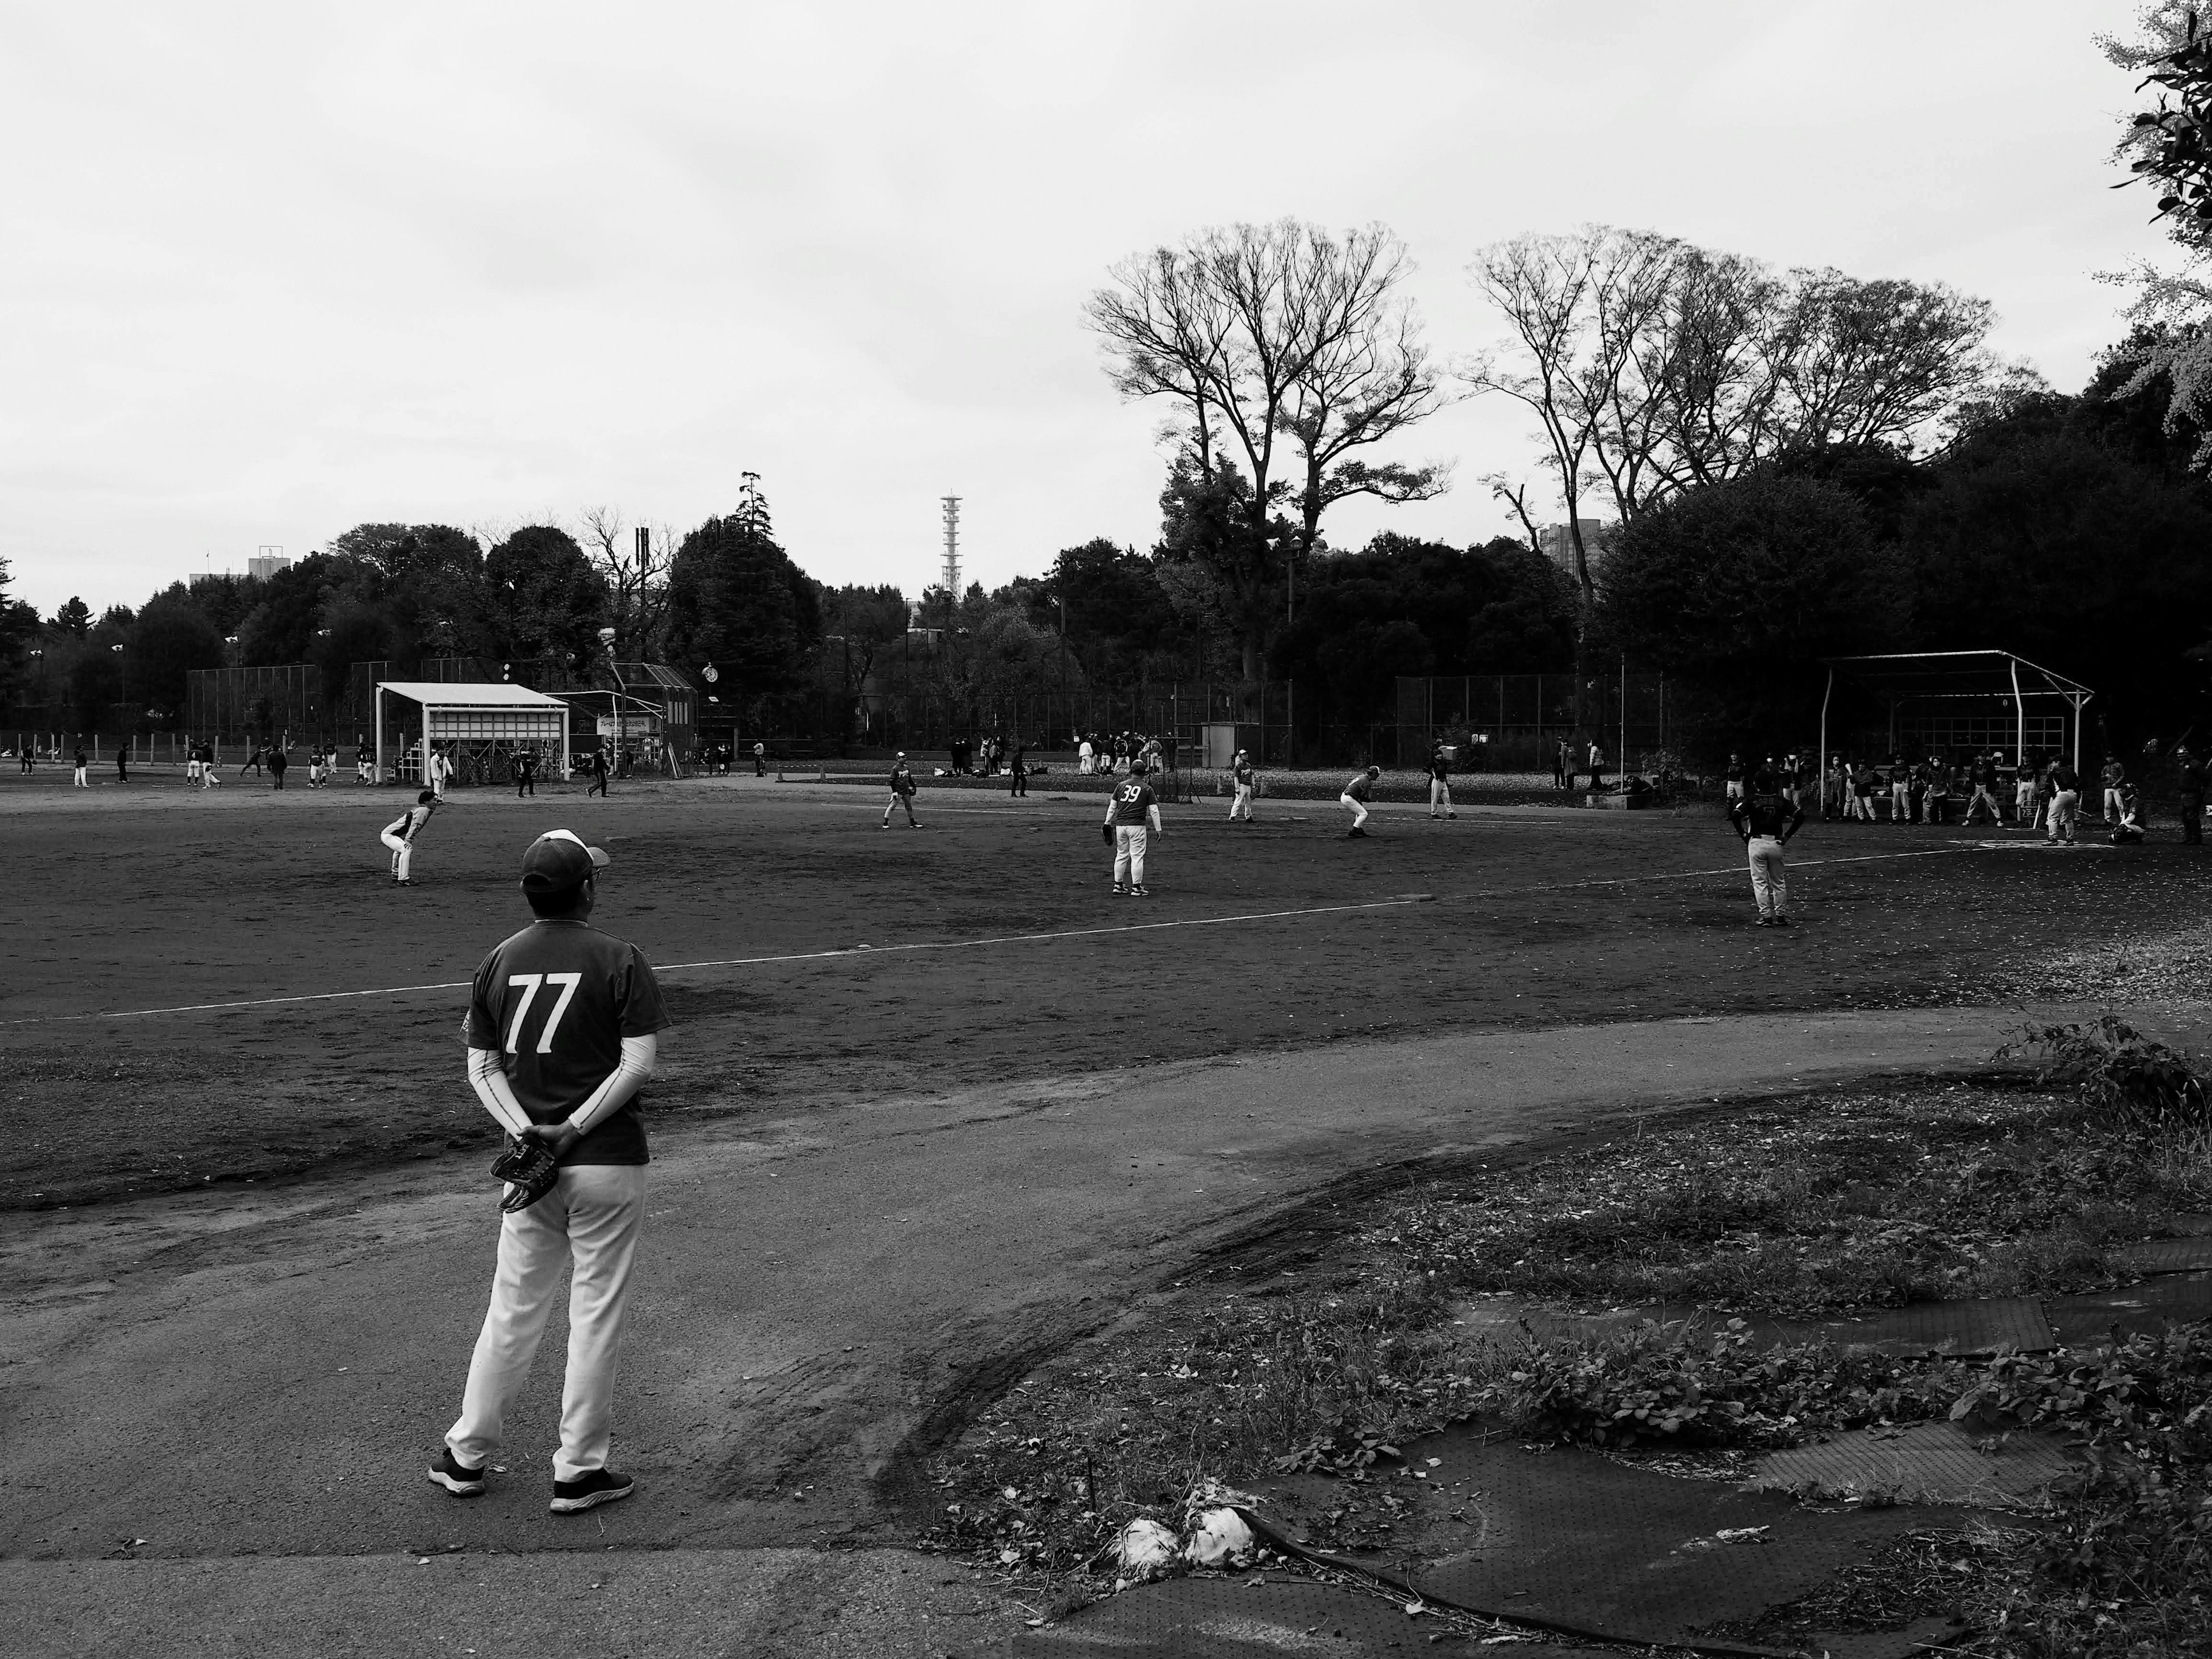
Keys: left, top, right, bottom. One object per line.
{"left": 1536, "top": 520, "right": 1613, "bottom": 573}
{"left": 248, "top": 551, "right": 291, "bottom": 582}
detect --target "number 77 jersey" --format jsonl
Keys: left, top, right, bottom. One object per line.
{"left": 463, "top": 918, "right": 673, "bottom": 1161}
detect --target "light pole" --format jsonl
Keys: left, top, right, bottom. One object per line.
{"left": 26, "top": 647, "right": 42, "bottom": 755}
{"left": 1051, "top": 595, "right": 1069, "bottom": 746}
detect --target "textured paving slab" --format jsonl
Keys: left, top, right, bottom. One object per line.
{"left": 2046, "top": 1270, "right": 2212, "bottom": 1346}
{"left": 1251, "top": 1429, "right": 1931, "bottom": 1652}
{"left": 2109, "top": 1234, "right": 2212, "bottom": 1273}
{"left": 1744, "top": 1421, "right": 2073, "bottom": 1505}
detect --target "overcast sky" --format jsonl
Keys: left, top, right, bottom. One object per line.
{"left": 0, "top": 0, "right": 2176, "bottom": 617}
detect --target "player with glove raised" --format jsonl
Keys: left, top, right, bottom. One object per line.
{"left": 429, "top": 830, "right": 673, "bottom": 1514}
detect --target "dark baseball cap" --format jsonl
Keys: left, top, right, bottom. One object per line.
{"left": 520, "top": 830, "right": 610, "bottom": 894}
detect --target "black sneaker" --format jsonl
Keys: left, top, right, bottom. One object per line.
{"left": 1130, "top": 885, "right": 1149, "bottom": 897}
{"left": 551, "top": 1468, "right": 635, "bottom": 1513}
{"left": 1772, "top": 915, "right": 1793, "bottom": 927}
{"left": 427, "top": 1449, "right": 487, "bottom": 1497}
{"left": 1348, "top": 827, "right": 1368, "bottom": 839}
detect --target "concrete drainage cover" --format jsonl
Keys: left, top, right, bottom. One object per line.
{"left": 1004, "top": 1575, "right": 1462, "bottom": 1656}
{"left": 2046, "top": 1270, "right": 2212, "bottom": 1346}
{"left": 1744, "top": 1420, "right": 2074, "bottom": 1505}
{"left": 1255, "top": 1429, "right": 1931, "bottom": 1651}
{"left": 2109, "top": 1235, "right": 2212, "bottom": 1273}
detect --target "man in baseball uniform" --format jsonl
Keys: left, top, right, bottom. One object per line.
{"left": 1342, "top": 765, "right": 1380, "bottom": 837}
{"left": 381, "top": 790, "right": 440, "bottom": 885}
{"left": 1427, "top": 743, "right": 1456, "bottom": 820}
{"left": 1728, "top": 770, "right": 1806, "bottom": 926}
{"left": 1104, "top": 760, "right": 1163, "bottom": 895}
{"left": 429, "top": 830, "right": 672, "bottom": 1513}
{"left": 882, "top": 753, "right": 921, "bottom": 828}
{"left": 1228, "top": 749, "right": 1256, "bottom": 822}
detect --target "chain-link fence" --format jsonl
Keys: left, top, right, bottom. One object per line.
{"left": 1394, "top": 672, "right": 1675, "bottom": 773}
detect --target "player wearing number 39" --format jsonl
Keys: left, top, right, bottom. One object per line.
{"left": 1104, "top": 760, "right": 1164, "bottom": 896}
{"left": 430, "top": 830, "right": 674, "bottom": 1514}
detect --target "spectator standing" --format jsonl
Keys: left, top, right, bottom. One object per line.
{"left": 1079, "top": 736, "right": 1094, "bottom": 774}
{"left": 514, "top": 748, "right": 537, "bottom": 799}
{"left": 1009, "top": 741, "right": 1028, "bottom": 798}
{"left": 588, "top": 743, "right": 611, "bottom": 798}
{"left": 2045, "top": 757, "right": 2082, "bottom": 844}
{"left": 1849, "top": 759, "right": 1876, "bottom": 823}
{"left": 115, "top": 743, "right": 128, "bottom": 784}
{"left": 2179, "top": 745, "right": 2206, "bottom": 846}
{"left": 2101, "top": 755, "right": 2128, "bottom": 824}
{"left": 1556, "top": 737, "right": 1573, "bottom": 791}
{"left": 752, "top": 740, "right": 766, "bottom": 777}
{"left": 1586, "top": 740, "right": 1606, "bottom": 791}
{"left": 1889, "top": 757, "right": 1911, "bottom": 825}
{"left": 72, "top": 745, "right": 88, "bottom": 788}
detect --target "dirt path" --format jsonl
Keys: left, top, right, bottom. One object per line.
{"left": 8, "top": 998, "right": 2202, "bottom": 1654}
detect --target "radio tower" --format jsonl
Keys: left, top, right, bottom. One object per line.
{"left": 939, "top": 495, "right": 962, "bottom": 595}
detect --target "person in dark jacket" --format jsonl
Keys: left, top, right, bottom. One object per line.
{"left": 1728, "top": 771, "right": 1807, "bottom": 927}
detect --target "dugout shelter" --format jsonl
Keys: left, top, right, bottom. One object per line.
{"left": 374, "top": 680, "right": 570, "bottom": 785}
{"left": 1817, "top": 651, "right": 2093, "bottom": 772}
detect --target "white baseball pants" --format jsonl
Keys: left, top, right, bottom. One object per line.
{"left": 2046, "top": 789, "right": 2080, "bottom": 842}
{"left": 1341, "top": 793, "right": 1369, "bottom": 830}
{"left": 1747, "top": 835, "right": 1787, "bottom": 918}
{"left": 1429, "top": 779, "right": 1453, "bottom": 815}
{"left": 1228, "top": 783, "right": 1253, "bottom": 821}
{"left": 381, "top": 830, "right": 412, "bottom": 880}
{"left": 2104, "top": 787, "right": 2124, "bottom": 821}
{"left": 1113, "top": 824, "right": 1147, "bottom": 887}
{"left": 448, "top": 1164, "right": 646, "bottom": 1483}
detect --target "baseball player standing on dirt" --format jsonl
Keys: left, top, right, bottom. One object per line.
{"left": 1104, "top": 760, "right": 1163, "bottom": 895}
{"left": 1728, "top": 770, "right": 1806, "bottom": 927}
{"left": 430, "top": 830, "right": 672, "bottom": 1513}
{"left": 1228, "top": 749, "right": 1256, "bottom": 822}
{"left": 882, "top": 752, "right": 921, "bottom": 827}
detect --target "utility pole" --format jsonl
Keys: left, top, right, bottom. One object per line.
{"left": 940, "top": 495, "right": 962, "bottom": 596}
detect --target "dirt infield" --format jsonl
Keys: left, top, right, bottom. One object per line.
{"left": 5, "top": 770, "right": 2208, "bottom": 1210}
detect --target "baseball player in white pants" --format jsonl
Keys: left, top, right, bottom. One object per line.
{"left": 432, "top": 830, "right": 672, "bottom": 1513}
{"left": 1228, "top": 750, "right": 1255, "bottom": 821}
{"left": 1342, "top": 766, "right": 1379, "bottom": 836}
{"left": 381, "top": 790, "right": 438, "bottom": 884}
{"left": 1105, "top": 762, "right": 1164, "bottom": 895}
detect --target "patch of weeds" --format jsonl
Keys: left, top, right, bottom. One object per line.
{"left": 926, "top": 1278, "right": 1512, "bottom": 1575}
{"left": 1705, "top": 1525, "right": 2033, "bottom": 1646}
{"left": 1381, "top": 1078, "right": 2212, "bottom": 1317}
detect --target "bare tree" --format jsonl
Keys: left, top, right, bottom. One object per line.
{"left": 1482, "top": 473, "right": 1547, "bottom": 560}
{"left": 578, "top": 506, "right": 675, "bottom": 661}
{"left": 1088, "top": 219, "right": 1450, "bottom": 673}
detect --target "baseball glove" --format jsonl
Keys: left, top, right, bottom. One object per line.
{"left": 490, "top": 1134, "right": 561, "bottom": 1213}
{"left": 1101, "top": 822, "right": 1115, "bottom": 843}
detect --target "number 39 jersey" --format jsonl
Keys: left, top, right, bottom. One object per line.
{"left": 463, "top": 919, "right": 673, "bottom": 1164}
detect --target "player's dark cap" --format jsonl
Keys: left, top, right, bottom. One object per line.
{"left": 521, "top": 829, "right": 611, "bottom": 895}
{"left": 1129, "top": 760, "right": 1147, "bottom": 775}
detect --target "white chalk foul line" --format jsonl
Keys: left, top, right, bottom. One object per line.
{"left": 9, "top": 844, "right": 1975, "bottom": 1026}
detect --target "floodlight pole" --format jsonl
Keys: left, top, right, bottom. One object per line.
{"left": 2009, "top": 657, "right": 2025, "bottom": 763}
{"left": 1817, "top": 667, "right": 1833, "bottom": 816}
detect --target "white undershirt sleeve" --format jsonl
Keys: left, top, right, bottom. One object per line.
{"left": 566, "top": 1034, "right": 659, "bottom": 1136}
{"left": 466, "top": 1047, "right": 534, "bottom": 1137}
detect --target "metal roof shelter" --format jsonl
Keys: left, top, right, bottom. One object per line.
{"left": 1818, "top": 651, "right": 2093, "bottom": 772}
{"left": 373, "top": 680, "right": 569, "bottom": 783}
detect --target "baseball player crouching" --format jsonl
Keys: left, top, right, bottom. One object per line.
{"left": 1342, "top": 765, "right": 1380, "bottom": 837}
{"left": 1104, "top": 760, "right": 1164, "bottom": 895}
{"left": 430, "top": 830, "right": 673, "bottom": 1513}
{"left": 381, "top": 790, "right": 439, "bottom": 885}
